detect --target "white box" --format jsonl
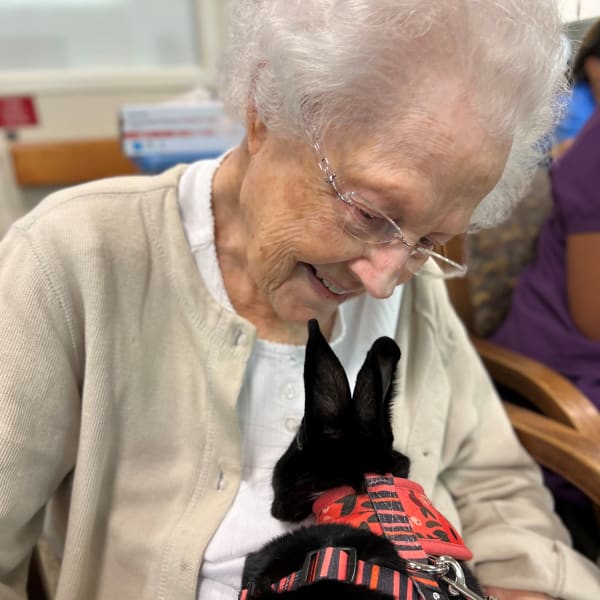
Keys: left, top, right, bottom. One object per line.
{"left": 120, "top": 100, "right": 245, "bottom": 162}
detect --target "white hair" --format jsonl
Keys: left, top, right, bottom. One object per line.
{"left": 218, "top": 0, "right": 568, "bottom": 228}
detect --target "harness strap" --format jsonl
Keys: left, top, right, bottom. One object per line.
{"left": 239, "top": 474, "right": 459, "bottom": 599}
{"left": 239, "top": 546, "right": 421, "bottom": 598}
{"left": 366, "top": 474, "right": 442, "bottom": 600}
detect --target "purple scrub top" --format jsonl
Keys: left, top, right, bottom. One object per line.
{"left": 492, "top": 107, "right": 600, "bottom": 409}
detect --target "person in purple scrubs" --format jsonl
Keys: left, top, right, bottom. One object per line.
{"left": 492, "top": 106, "right": 600, "bottom": 560}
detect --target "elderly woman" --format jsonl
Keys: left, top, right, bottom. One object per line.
{"left": 1, "top": 1, "right": 599, "bottom": 599}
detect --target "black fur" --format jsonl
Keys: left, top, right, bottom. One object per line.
{"left": 241, "top": 319, "right": 484, "bottom": 599}
{"left": 271, "top": 319, "right": 409, "bottom": 522}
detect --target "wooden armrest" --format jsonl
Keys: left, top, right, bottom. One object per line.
{"left": 504, "top": 402, "right": 600, "bottom": 507}
{"left": 10, "top": 138, "right": 139, "bottom": 187}
{"left": 473, "top": 336, "right": 600, "bottom": 438}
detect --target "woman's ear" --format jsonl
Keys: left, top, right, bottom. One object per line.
{"left": 246, "top": 104, "right": 269, "bottom": 155}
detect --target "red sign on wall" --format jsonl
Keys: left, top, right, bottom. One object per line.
{"left": 0, "top": 96, "right": 38, "bottom": 128}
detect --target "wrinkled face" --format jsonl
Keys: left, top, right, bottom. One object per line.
{"left": 238, "top": 98, "right": 509, "bottom": 329}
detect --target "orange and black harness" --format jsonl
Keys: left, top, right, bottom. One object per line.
{"left": 239, "top": 474, "right": 497, "bottom": 599}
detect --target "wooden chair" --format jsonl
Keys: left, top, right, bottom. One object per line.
{"left": 444, "top": 225, "right": 600, "bottom": 538}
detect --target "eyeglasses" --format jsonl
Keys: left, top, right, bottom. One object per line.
{"left": 310, "top": 137, "right": 467, "bottom": 279}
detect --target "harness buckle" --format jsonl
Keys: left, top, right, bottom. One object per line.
{"left": 299, "top": 546, "right": 358, "bottom": 585}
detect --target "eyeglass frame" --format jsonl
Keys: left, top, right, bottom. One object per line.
{"left": 309, "top": 135, "right": 468, "bottom": 279}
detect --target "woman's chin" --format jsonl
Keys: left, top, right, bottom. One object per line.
{"left": 253, "top": 263, "right": 363, "bottom": 340}
{"left": 269, "top": 281, "right": 354, "bottom": 333}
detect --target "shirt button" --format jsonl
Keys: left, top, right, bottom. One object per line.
{"left": 280, "top": 382, "right": 296, "bottom": 400}
{"left": 285, "top": 417, "right": 300, "bottom": 432}
{"left": 234, "top": 330, "right": 247, "bottom": 346}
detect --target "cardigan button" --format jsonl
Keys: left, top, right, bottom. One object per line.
{"left": 216, "top": 470, "right": 226, "bottom": 491}
{"left": 234, "top": 330, "right": 248, "bottom": 346}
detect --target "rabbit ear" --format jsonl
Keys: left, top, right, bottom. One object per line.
{"left": 352, "top": 337, "right": 401, "bottom": 431}
{"left": 303, "top": 319, "right": 352, "bottom": 439}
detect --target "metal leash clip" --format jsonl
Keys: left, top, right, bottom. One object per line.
{"left": 434, "top": 556, "right": 498, "bottom": 600}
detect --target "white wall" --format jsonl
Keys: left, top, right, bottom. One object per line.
{"left": 0, "top": 0, "right": 227, "bottom": 230}
{"left": 559, "top": 0, "right": 600, "bottom": 23}
{"left": 16, "top": 89, "right": 199, "bottom": 142}
{"left": 1, "top": 0, "right": 226, "bottom": 142}
{"left": 0, "top": 136, "right": 24, "bottom": 237}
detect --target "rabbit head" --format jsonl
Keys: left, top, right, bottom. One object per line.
{"left": 271, "top": 319, "right": 409, "bottom": 522}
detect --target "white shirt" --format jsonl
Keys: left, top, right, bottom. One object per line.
{"left": 177, "top": 155, "right": 403, "bottom": 600}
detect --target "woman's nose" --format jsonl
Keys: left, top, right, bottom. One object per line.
{"left": 347, "top": 244, "right": 412, "bottom": 299}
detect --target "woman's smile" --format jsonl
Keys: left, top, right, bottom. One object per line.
{"left": 305, "top": 263, "right": 362, "bottom": 298}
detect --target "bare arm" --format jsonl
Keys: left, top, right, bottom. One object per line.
{"left": 550, "top": 137, "right": 574, "bottom": 160}
{"left": 584, "top": 56, "right": 600, "bottom": 104}
{"left": 566, "top": 232, "right": 600, "bottom": 340}
{"left": 551, "top": 103, "right": 600, "bottom": 340}
{"left": 485, "top": 587, "right": 553, "bottom": 600}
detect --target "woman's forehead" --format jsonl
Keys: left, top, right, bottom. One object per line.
{"left": 328, "top": 87, "right": 510, "bottom": 174}
{"left": 330, "top": 116, "right": 510, "bottom": 203}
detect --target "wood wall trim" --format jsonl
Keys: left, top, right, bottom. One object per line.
{"left": 443, "top": 235, "right": 473, "bottom": 332}
{"left": 10, "top": 138, "right": 140, "bottom": 187}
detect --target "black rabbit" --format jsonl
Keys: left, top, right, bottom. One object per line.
{"left": 239, "top": 320, "right": 490, "bottom": 600}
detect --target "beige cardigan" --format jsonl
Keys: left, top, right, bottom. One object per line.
{"left": 0, "top": 166, "right": 598, "bottom": 600}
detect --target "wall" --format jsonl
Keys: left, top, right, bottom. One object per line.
{"left": 0, "top": 136, "right": 23, "bottom": 237}
{"left": 0, "top": 0, "right": 226, "bottom": 225}
{"left": 12, "top": 88, "right": 206, "bottom": 210}
{"left": 559, "top": 0, "right": 600, "bottom": 23}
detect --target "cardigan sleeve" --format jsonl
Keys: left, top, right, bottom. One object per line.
{"left": 0, "top": 225, "right": 81, "bottom": 598}
{"left": 430, "top": 279, "right": 600, "bottom": 598}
